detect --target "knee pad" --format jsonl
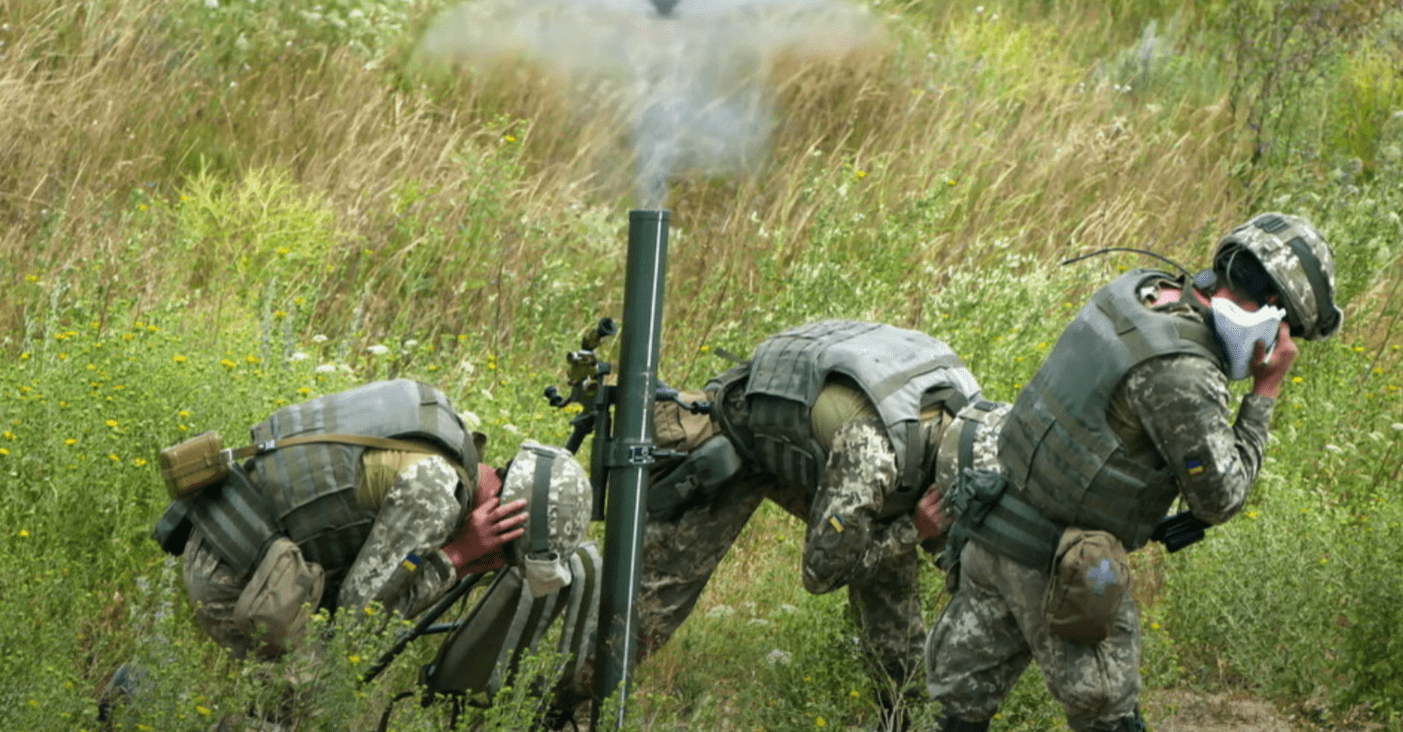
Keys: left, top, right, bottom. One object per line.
{"left": 647, "top": 436, "right": 742, "bottom": 519}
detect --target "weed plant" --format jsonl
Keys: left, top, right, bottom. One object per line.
{"left": 3, "top": 0, "right": 1403, "bottom": 730}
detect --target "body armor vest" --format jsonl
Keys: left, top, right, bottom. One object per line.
{"left": 183, "top": 380, "right": 476, "bottom": 589}
{"left": 738, "top": 320, "right": 983, "bottom": 513}
{"left": 998, "top": 270, "right": 1227, "bottom": 550}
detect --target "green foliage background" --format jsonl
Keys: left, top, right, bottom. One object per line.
{"left": 2, "top": 0, "right": 1403, "bottom": 729}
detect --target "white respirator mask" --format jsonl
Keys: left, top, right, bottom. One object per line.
{"left": 1210, "top": 297, "right": 1287, "bottom": 381}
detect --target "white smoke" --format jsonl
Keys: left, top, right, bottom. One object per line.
{"left": 416, "top": 0, "right": 883, "bottom": 208}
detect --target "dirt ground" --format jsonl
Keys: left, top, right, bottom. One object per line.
{"left": 1144, "top": 689, "right": 1303, "bottom": 732}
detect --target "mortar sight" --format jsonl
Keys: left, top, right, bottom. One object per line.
{"left": 581, "top": 317, "right": 617, "bottom": 351}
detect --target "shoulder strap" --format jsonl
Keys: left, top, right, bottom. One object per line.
{"left": 229, "top": 433, "right": 476, "bottom": 488}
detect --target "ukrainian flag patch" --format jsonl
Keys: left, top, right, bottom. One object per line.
{"left": 1186, "top": 459, "right": 1205, "bottom": 477}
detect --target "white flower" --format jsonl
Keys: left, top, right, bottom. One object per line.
{"left": 204, "top": 0, "right": 219, "bottom": 8}
{"left": 764, "top": 650, "right": 792, "bottom": 666}
{"left": 367, "top": 344, "right": 390, "bottom": 356}
{"left": 705, "top": 604, "right": 735, "bottom": 618}
{"left": 1324, "top": 444, "right": 1343, "bottom": 454}
{"left": 1392, "top": 423, "right": 1403, "bottom": 432}
{"left": 747, "top": 618, "right": 771, "bottom": 627}
{"left": 315, "top": 363, "right": 338, "bottom": 374}
{"left": 458, "top": 411, "right": 481, "bottom": 430}
{"left": 404, "top": 339, "right": 419, "bottom": 349}
{"left": 290, "top": 352, "right": 310, "bottom": 362}
{"left": 312, "top": 334, "right": 328, "bottom": 344}
{"left": 778, "top": 604, "right": 799, "bottom": 614}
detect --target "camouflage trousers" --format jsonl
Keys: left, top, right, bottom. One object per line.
{"left": 924, "top": 541, "right": 1141, "bottom": 730}
{"left": 183, "top": 454, "right": 462, "bottom": 658}
{"left": 636, "top": 419, "right": 927, "bottom": 691}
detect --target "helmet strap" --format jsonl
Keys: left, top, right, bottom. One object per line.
{"left": 529, "top": 451, "right": 555, "bottom": 558}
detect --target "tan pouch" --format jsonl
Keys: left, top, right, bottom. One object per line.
{"left": 158, "top": 431, "right": 230, "bottom": 500}
{"left": 233, "top": 537, "right": 325, "bottom": 660}
{"left": 653, "top": 390, "right": 717, "bottom": 452}
{"left": 1045, "top": 527, "right": 1130, "bottom": 645}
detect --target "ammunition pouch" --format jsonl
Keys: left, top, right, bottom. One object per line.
{"left": 1044, "top": 527, "right": 1130, "bottom": 645}
{"left": 159, "top": 431, "right": 231, "bottom": 501}
{"left": 647, "top": 437, "right": 743, "bottom": 520}
{"left": 233, "top": 537, "right": 326, "bottom": 660}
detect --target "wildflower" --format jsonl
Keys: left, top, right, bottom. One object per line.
{"left": 290, "top": 352, "right": 310, "bottom": 362}
{"left": 133, "top": 457, "right": 148, "bottom": 467}
{"left": 109, "top": 454, "right": 120, "bottom": 461}
{"left": 816, "top": 717, "right": 827, "bottom": 728}
{"left": 275, "top": 310, "right": 287, "bottom": 320}
{"left": 294, "top": 297, "right": 305, "bottom": 306}
{"left": 25, "top": 275, "right": 38, "bottom": 283}
{"left": 221, "top": 359, "right": 237, "bottom": 369}
{"left": 197, "top": 705, "right": 212, "bottom": 716}
{"left": 1325, "top": 444, "right": 1343, "bottom": 454}
{"left": 1392, "top": 423, "right": 1403, "bottom": 432}
{"left": 1150, "top": 622, "right": 1161, "bottom": 631}
{"left": 849, "top": 690, "right": 861, "bottom": 698}
{"left": 277, "top": 247, "right": 290, "bottom": 256}
{"left": 504, "top": 135, "right": 517, "bottom": 143}
{"left": 178, "top": 410, "right": 191, "bottom": 418}
{"left": 106, "top": 420, "right": 119, "bottom": 427}
{"left": 65, "top": 438, "right": 77, "bottom": 445}
{"left": 2, "top": 431, "right": 12, "bottom": 440}
{"left": 298, "top": 387, "right": 312, "bottom": 395}
{"left": 19, "top": 529, "right": 29, "bottom": 537}
{"left": 312, "top": 334, "right": 328, "bottom": 344}
{"left": 315, "top": 364, "right": 338, "bottom": 374}
{"left": 347, "top": 654, "right": 362, "bottom": 665}
{"left": 0, "top": 448, "right": 8, "bottom": 456}
{"left": 367, "top": 344, "right": 390, "bottom": 356}
{"left": 854, "top": 170, "right": 867, "bottom": 179}
{"left": 1292, "top": 376, "right": 1304, "bottom": 384}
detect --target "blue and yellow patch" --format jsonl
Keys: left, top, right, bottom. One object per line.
{"left": 1185, "top": 458, "right": 1205, "bottom": 477}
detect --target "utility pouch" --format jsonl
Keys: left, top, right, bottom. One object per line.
{"left": 158, "top": 431, "right": 231, "bottom": 500}
{"left": 233, "top": 537, "right": 326, "bottom": 660}
{"left": 1044, "top": 527, "right": 1130, "bottom": 645}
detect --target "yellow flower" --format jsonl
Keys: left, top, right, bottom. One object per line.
{"left": 174, "top": 355, "right": 188, "bottom": 363}
{"left": 178, "top": 410, "right": 191, "bottom": 418}
{"left": 854, "top": 170, "right": 867, "bottom": 179}
{"left": 178, "top": 424, "right": 189, "bottom": 432}
{"left": 65, "top": 438, "right": 78, "bottom": 445}
{"left": 147, "top": 325, "right": 158, "bottom": 332}
{"left": 25, "top": 275, "right": 38, "bottom": 283}
{"left": 197, "top": 705, "right": 212, "bottom": 716}
{"left": 1150, "top": 622, "right": 1161, "bottom": 631}
{"left": 348, "top": 654, "right": 362, "bottom": 665}
{"left": 1292, "top": 376, "right": 1304, "bottom": 384}
{"left": 0, "top": 448, "right": 9, "bottom": 456}
{"left": 504, "top": 135, "right": 518, "bottom": 143}
{"left": 294, "top": 297, "right": 305, "bottom": 306}
{"left": 299, "top": 387, "right": 312, "bottom": 395}
{"left": 849, "top": 690, "right": 861, "bottom": 698}
{"left": 275, "top": 310, "right": 287, "bottom": 320}
{"left": 19, "top": 529, "right": 29, "bottom": 537}
{"left": 133, "top": 457, "right": 148, "bottom": 467}
{"left": 221, "top": 359, "right": 237, "bottom": 369}
{"left": 815, "top": 717, "right": 827, "bottom": 728}
{"left": 106, "top": 420, "right": 119, "bottom": 428}
{"left": 246, "top": 354, "right": 261, "bottom": 364}
{"left": 277, "top": 247, "right": 291, "bottom": 256}
{"left": 3, "top": 431, "right": 12, "bottom": 439}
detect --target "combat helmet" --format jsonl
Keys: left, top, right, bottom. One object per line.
{"left": 1212, "top": 212, "right": 1344, "bottom": 341}
{"left": 498, "top": 440, "right": 592, "bottom": 597}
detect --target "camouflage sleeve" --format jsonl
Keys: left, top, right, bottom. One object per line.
{"left": 801, "top": 418, "right": 918, "bottom": 595}
{"left": 1121, "top": 355, "right": 1274, "bottom": 525}
{"left": 338, "top": 455, "right": 466, "bottom": 618}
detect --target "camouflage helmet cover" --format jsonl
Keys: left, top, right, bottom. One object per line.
{"left": 1213, "top": 212, "right": 1344, "bottom": 341}
{"left": 499, "top": 439, "right": 591, "bottom": 597}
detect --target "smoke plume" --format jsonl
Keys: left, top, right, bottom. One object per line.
{"left": 416, "top": 0, "right": 883, "bottom": 208}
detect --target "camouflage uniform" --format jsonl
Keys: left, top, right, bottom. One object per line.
{"left": 635, "top": 381, "right": 958, "bottom": 696}
{"left": 926, "top": 279, "right": 1274, "bottom": 731}
{"left": 183, "top": 452, "right": 466, "bottom": 657}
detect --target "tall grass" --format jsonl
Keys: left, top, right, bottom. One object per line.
{"left": 3, "top": 0, "right": 1403, "bottom": 729}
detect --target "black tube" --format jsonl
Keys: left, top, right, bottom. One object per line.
{"left": 591, "top": 209, "right": 669, "bottom": 728}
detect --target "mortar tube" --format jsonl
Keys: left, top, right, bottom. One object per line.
{"left": 591, "top": 209, "right": 669, "bottom": 729}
